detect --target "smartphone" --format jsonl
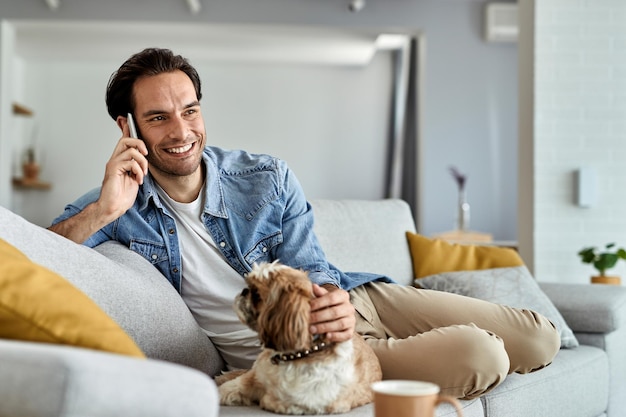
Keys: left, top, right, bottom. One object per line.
{"left": 127, "top": 112, "right": 139, "bottom": 139}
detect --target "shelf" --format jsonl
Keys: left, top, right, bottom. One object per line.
{"left": 12, "top": 177, "right": 52, "bottom": 190}
{"left": 12, "top": 103, "right": 33, "bottom": 116}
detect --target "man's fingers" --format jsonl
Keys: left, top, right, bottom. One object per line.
{"left": 312, "top": 283, "right": 328, "bottom": 297}
{"left": 310, "top": 319, "right": 355, "bottom": 343}
{"left": 112, "top": 137, "right": 148, "bottom": 159}
{"left": 115, "top": 146, "right": 149, "bottom": 176}
{"left": 122, "top": 118, "right": 131, "bottom": 138}
{"left": 123, "top": 159, "right": 146, "bottom": 185}
{"left": 310, "top": 284, "right": 347, "bottom": 311}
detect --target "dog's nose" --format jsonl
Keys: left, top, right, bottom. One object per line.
{"left": 241, "top": 288, "right": 249, "bottom": 296}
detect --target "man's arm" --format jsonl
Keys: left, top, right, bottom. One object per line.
{"left": 48, "top": 202, "right": 119, "bottom": 244}
{"left": 49, "top": 119, "right": 148, "bottom": 244}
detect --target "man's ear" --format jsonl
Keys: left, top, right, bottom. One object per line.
{"left": 116, "top": 115, "right": 129, "bottom": 133}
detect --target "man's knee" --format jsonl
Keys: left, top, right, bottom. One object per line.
{"left": 449, "top": 325, "right": 509, "bottom": 400}
{"left": 362, "top": 323, "right": 511, "bottom": 400}
{"left": 509, "top": 310, "right": 561, "bottom": 374}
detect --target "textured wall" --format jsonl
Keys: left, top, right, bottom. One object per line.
{"left": 528, "top": 0, "right": 626, "bottom": 282}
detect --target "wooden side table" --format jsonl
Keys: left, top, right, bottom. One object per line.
{"left": 432, "top": 229, "right": 518, "bottom": 251}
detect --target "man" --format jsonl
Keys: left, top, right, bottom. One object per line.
{"left": 50, "top": 48, "right": 560, "bottom": 400}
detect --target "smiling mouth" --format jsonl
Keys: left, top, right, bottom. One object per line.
{"left": 166, "top": 143, "right": 194, "bottom": 154}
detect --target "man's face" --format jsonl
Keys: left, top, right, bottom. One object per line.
{"left": 132, "top": 70, "right": 206, "bottom": 179}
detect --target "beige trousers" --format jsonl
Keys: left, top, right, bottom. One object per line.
{"left": 350, "top": 282, "right": 561, "bottom": 400}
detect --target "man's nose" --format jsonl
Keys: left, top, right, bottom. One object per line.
{"left": 168, "top": 115, "right": 188, "bottom": 139}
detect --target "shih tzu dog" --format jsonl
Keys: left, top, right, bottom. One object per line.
{"left": 217, "top": 261, "right": 382, "bottom": 415}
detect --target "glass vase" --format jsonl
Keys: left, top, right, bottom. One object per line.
{"left": 457, "top": 190, "right": 470, "bottom": 231}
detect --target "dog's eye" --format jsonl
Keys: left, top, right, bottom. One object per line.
{"left": 250, "top": 288, "right": 261, "bottom": 306}
{"left": 241, "top": 288, "right": 250, "bottom": 297}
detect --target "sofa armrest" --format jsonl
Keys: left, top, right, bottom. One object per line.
{"left": 0, "top": 339, "right": 218, "bottom": 417}
{"left": 539, "top": 282, "right": 626, "bottom": 333}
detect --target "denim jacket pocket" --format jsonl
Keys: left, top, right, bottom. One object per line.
{"left": 244, "top": 232, "right": 283, "bottom": 265}
{"left": 130, "top": 239, "right": 169, "bottom": 266}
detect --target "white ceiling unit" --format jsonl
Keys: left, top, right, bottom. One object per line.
{"left": 484, "top": 3, "right": 518, "bottom": 43}
{"left": 43, "top": 0, "right": 60, "bottom": 10}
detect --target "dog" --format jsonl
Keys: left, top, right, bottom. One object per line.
{"left": 217, "top": 261, "right": 382, "bottom": 415}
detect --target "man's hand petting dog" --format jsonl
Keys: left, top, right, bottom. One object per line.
{"left": 309, "top": 283, "right": 356, "bottom": 343}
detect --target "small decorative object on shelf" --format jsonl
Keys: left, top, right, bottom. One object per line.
{"left": 10, "top": 103, "right": 52, "bottom": 191}
{"left": 449, "top": 166, "right": 470, "bottom": 231}
{"left": 22, "top": 147, "right": 40, "bottom": 183}
{"left": 578, "top": 243, "right": 626, "bottom": 285}
{"left": 12, "top": 147, "right": 52, "bottom": 191}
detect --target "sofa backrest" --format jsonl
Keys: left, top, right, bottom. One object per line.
{"left": 310, "top": 199, "right": 416, "bottom": 286}
{"left": 0, "top": 198, "right": 417, "bottom": 373}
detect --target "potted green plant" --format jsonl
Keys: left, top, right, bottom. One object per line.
{"left": 578, "top": 243, "right": 626, "bottom": 285}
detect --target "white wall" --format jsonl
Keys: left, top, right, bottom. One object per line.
{"left": 418, "top": 2, "right": 518, "bottom": 240}
{"left": 12, "top": 52, "right": 393, "bottom": 227}
{"left": 201, "top": 60, "right": 393, "bottom": 199}
{"left": 525, "top": 0, "right": 626, "bottom": 283}
{"left": 1, "top": 0, "right": 521, "bottom": 242}
{"left": 0, "top": 22, "right": 16, "bottom": 209}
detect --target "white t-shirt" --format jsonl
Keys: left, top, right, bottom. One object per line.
{"left": 155, "top": 184, "right": 261, "bottom": 370}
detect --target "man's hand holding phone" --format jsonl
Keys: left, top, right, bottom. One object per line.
{"left": 97, "top": 114, "right": 149, "bottom": 221}
{"left": 47, "top": 114, "right": 149, "bottom": 243}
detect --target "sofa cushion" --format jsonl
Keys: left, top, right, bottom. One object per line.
{"left": 0, "top": 239, "right": 144, "bottom": 357}
{"left": 406, "top": 232, "right": 523, "bottom": 278}
{"left": 481, "top": 346, "right": 608, "bottom": 417}
{"left": 408, "top": 233, "right": 578, "bottom": 348}
{"left": 0, "top": 206, "right": 224, "bottom": 376}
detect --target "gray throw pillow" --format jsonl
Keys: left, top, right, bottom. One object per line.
{"left": 415, "top": 265, "right": 578, "bottom": 348}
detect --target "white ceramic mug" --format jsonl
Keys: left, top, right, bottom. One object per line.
{"left": 371, "top": 380, "right": 463, "bottom": 417}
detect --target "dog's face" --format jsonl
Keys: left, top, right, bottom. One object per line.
{"left": 236, "top": 262, "right": 313, "bottom": 352}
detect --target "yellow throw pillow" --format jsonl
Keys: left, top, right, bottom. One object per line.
{"left": 0, "top": 239, "right": 144, "bottom": 358}
{"left": 405, "top": 232, "right": 524, "bottom": 279}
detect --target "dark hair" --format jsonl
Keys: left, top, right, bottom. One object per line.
{"left": 105, "top": 48, "right": 202, "bottom": 120}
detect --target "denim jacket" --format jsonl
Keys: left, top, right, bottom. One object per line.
{"left": 52, "top": 146, "right": 392, "bottom": 292}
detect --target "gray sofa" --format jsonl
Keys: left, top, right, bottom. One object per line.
{"left": 1, "top": 199, "right": 625, "bottom": 417}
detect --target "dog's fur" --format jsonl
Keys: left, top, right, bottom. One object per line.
{"left": 216, "top": 261, "right": 382, "bottom": 415}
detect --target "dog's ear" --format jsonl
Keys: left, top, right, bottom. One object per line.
{"left": 257, "top": 269, "right": 312, "bottom": 352}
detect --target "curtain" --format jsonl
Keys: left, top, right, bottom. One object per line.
{"left": 385, "top": 36, "right": 421, "bottom": 225}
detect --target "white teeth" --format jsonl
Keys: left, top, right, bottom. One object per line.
{"left": 167, "top": 143, "right": 193, "bottom": 154}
